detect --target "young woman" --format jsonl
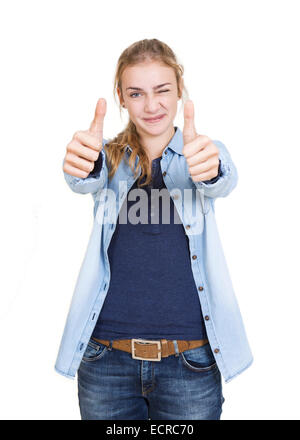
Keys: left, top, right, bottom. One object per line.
{"left": 57, "top": 38, "right": 253, "bottom": 420}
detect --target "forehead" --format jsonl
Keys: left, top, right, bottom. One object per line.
{"left": 122, "top": 61, "right": 176, "bottom": 87}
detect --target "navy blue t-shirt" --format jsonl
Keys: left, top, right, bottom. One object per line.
{"left": 91, "top": 142, "right": 221, "bottom": 341}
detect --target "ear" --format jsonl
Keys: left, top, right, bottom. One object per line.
{"left": 117, "top": 87, "right": 124, "bottom": 106}
{"left": 178, "top": 77, "right": 183, "bottom": 99}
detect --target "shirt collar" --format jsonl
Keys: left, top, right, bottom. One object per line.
{"left": 125, "top": 126, "right": 184, "bottom": 156}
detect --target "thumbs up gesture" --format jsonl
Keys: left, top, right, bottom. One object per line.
{"left": 182, "top": 100, "right": 219, "bottom": 183}
{"left": 63, "top": 98, "right": 107, "bottom": 179}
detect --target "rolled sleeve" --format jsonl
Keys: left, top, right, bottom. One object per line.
{"left": 193, "top": 140, "right": 238, "bottom": 198}
{"left": 62, "top": 140, "right": 108, "bottom": 195}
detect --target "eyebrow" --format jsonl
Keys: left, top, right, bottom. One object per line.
{"left": 126, "top": 82, "right": 172, "bottom": 91}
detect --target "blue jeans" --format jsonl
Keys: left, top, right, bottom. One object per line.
{"left": 77, "top": 338, "right": 225, "bottom": 420}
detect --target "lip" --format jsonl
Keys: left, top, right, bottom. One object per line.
{"left": 143, "top": 114, "right": 166, "bottom": 123}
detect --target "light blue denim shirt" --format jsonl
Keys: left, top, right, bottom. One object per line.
{"left": 55, "top": 126, "right": 253, "bottom": 384}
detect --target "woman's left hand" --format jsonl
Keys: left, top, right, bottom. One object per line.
{"left": 182, "top": 100, "right": 220, "bottom": 183}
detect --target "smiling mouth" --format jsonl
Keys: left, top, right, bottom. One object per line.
{"left": 143, "top": 114, "right": 166, "bottom": 122}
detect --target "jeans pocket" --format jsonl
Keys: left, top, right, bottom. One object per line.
{"left": 180, "top": 342, "right": 217, "bottom": 372}
{"left": 82, "top": 339, "right": 108, "bottom": 363}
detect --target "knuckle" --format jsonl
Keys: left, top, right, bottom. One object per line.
{"left": 182, "top": 145, "right": 190, "bottom": 156}
{"left": 197, "top": 134, "right": 209, "bottom": 144}
{"left": 186, "top": 156, "right": 192, "bottom": 166}
{"left": 64, "top": 154, "right": 72, "bottom": 166}
{"left": 188, "top": 166, "right": 195, "bottom": 176}
{"left": 73, "top": 130, "right": 82, "bottom": 140}
{"left": 195, "top": 134, "right": 203, "bottom": 143}
{"left": 92, "top": 151, "right": 99, "bottom": 162}
{"left": 93, "top": 137, "right": 102, "bottom": 150}
{"left": 64, "top": 162, "right": 73, "bottom": 175}
{"left": 213, "top": 143, "right": 219, "bottom": 154}
{"left": 66, "top": 141, "right": 74, "bottom": 152}
{"left": 202, "top": 135, "right": 210, "bottom": 144}
{"left": 67, "top": 152, "right": 77, "bottom": 164}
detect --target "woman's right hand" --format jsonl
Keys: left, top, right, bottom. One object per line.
{"left": 63, "top": 98, "right": 107, "bottom": 178}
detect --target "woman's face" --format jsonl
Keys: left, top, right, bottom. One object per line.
{"left": 118, "top": 61, "right": 181, "bottom": 138}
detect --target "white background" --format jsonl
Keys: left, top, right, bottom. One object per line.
{"left": 0, "top": 0, "right": 299, "bottom": 420}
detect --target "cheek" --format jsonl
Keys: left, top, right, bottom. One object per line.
{"left": 164, "top": 96, "right": 177, "bottom": 108}
{"left": 127, "top": 102, "right": 141, "bottom": 117}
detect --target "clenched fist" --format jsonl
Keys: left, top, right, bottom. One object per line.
{"left": 63, "top": 98, "right": 107, "bottom": 179}
{"left": 182, "top": 100, "right": 220, "bottom": 183}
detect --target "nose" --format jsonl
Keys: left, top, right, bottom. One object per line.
{"left": 144, "top": 94, "right": 161, "bottom": 113}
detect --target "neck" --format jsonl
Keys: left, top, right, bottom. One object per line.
{"left": 138, "top": 125, "right": 176, "bottom": 162}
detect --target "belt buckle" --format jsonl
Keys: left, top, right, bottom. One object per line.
{"left": 131, "top": 339, "right": 162, "bottom": 361}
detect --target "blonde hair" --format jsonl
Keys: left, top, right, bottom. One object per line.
{"left": 104, "top": 38, "right": 189, "bottom": 188}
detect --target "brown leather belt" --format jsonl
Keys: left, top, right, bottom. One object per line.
{"left": 91, "top": 337, "right": 209, "bottom": 361}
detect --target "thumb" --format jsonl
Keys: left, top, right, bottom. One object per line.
{"left": 89, "top": 98, "right": 107, "bottom": 140}
{"left": 183, "top": 100, "right": 197, "bottom": 144}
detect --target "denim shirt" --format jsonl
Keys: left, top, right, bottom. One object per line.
{"left": 56, "top": 126, "right": 253, "bottom": 384}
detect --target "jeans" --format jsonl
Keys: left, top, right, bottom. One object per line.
{"left": 77, "top": 338, "right": 225, "bottom": 420}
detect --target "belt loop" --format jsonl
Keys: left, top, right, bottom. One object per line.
{"left": 173, "top": 340, "right": 179, "bottom": 357}
{"left": 108, "top": 340, "right": 113, "bottom": 351}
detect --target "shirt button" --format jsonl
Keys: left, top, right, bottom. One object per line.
{"left": 214, "top": 348, "right": 220, "bottom": 354}
{"left": 198, "top": 286, "right": 204, "bottom": 291}
{"left": 186, "top": 225, "right": 190, "bottom": 230}
{"left": 192, "top": 255, "right": 197, "bottom": 260}
{"left": 164, "top": 150, "right": 168, "bottom": 155}
{"left": 172, "top": 194, "right": 179, "bottom": 200}
{"left": 162, "top": 171, "right": 167, "bottom": 177}
{"left": 205, "top": 315, "right": 210, "bottom": 320}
